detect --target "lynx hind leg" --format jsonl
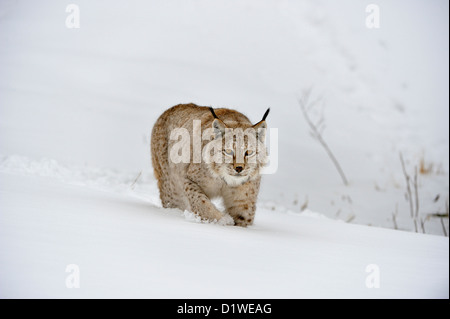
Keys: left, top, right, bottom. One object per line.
{"left": 158, "top": 179, "right": 179, "bottom": 209}
{"left": 152, "top": 160, "right": 176, "bottom": 208}
{"left": 184, "top": 180, "right": 234, "bottom": 225}
{"left": 151, "top": 117, "right": 174, "bottom": 208}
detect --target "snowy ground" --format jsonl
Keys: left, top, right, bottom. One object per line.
{"left": 0, "top": 0, "right": 448, "bottom": 298}
{"left": 0, "top": 160, "right": 448, "bottom": 298}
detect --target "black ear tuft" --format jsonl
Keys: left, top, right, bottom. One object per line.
{"left": 261, "top": 108, "right": 270, "bottom": 121}
{"left": 209, "top": 107, "right": 218, "bottom": 119}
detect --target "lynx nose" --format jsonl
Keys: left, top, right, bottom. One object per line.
{"left": 235, "top": 166, "right": 243, "bottom": 173}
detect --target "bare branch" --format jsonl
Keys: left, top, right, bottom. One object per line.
{"left": 441, "top": 199, "right": 449, "bottom": 237}
{"left": 392, "top": 203, "right": 398, "bottom": 230}
{"left": 300, "top": 195, "right": 309, "bottom": 212}
{"left": 440, "top": 218, "right": 447, "bottom": 237}
{"left": 420, "top": 217, "right": 426, "bottom": 234}
{"left": 346, "top": 214, "right": 355, "bottom": 223}
{"left": 299, "top": 90, "right": 349, "bottom": 186}
{"left": 413, "top": 166, "right": 420, "bottom": 221}
{"left": 399, "top": 153, "right": 418, "bottom": 232}
{"left": 130, "top": 170, "right": 142, "bottom": 190}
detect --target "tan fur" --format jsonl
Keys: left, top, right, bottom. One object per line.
{"left": 151, "top": 103, "right": 268, "bottom": 226}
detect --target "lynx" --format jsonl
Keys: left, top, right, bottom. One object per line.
{"left": 151, "top": 103, "right": 269, "bottom": 226}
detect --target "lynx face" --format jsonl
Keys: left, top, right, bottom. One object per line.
{"left": 204, "top": 114, "right": 268, "bottom": 187}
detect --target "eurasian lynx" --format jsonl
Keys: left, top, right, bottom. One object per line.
{"left": 151, "top": 103, "right": 269, "bottom": 226}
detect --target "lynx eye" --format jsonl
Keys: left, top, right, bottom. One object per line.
{"left": 223, "top": 149, "right": 234, "bottom": 156}
{"left": 245, "top": 150, "right": 255, "bottom": 157}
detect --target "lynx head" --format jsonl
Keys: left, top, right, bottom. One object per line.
{"left": 204, "top": 107, "right": 270, "bottom": 186}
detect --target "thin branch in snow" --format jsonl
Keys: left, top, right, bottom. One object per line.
{"left": 392, "top": 203, "right": 398, "bottom": 230}
{"left": 440, "top": 217, "right": 447, "bottom": 237}
{"left": 399, "top": 153, "right": 418, "bottom": 232}
{"left": 413, "top": 166, "right": 420, "bottom": 224}
{"left": 441, "top": 199, "right": 449, "bottom": 237}
{"left": 420, "top": 217, "right": 426, "bottom": 234}
{"left": 300, "top": 195, "right": 309, "bottom": 212}
{"left": 299, "top": 90, "right": 349, "bottom": 186}
{"left": 130, "top": 170, "right": 142, "bottom": 190}
{"left": 346, "top": 214, "right": 355, "bottom": 223}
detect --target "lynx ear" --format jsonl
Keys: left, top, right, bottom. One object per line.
{"left": 209, "top": 107, "right": 226, "bottom": 138}
{"left": 212, "top": 119, "right": 226, "bottom": 138}
{"left": 253, "top": 120, "right": 267, "bottom": 142}
{"left": 253, "top": 108, "right": 270, "bottom": 142}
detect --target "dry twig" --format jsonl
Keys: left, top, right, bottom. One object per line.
{"left": 130, "top": 171, "right": 142, "bottom": 190}
{"left": 392, "top": 203, "right": 398, "bottom": 230}
{"left": 399, "top": 153, "right": 418, "bottom": 232}
{"left": 299, "top": 90, "right": 349, "bottom": 186}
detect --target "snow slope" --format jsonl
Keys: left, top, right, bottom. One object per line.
{"left": 0, "top": 159, "right": 448, "bottom": 298}
{"left": 0, "top": 0, "right": 449, "bottom": 298}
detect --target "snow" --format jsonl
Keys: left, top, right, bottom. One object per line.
{"left": 0, "top": 166, "right": 448, "bottom": 298}
{"left": 0, "top": 0, "right": 448, "bottom": 298}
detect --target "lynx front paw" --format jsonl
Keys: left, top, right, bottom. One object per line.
{"left": 233, "top": 215, "right": 254, "bottom": 227}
